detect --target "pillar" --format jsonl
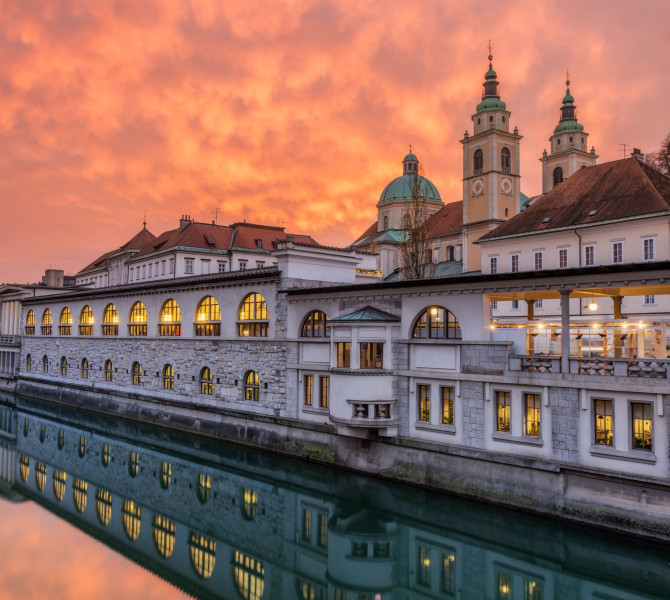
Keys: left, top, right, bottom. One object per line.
{"left": 612, "top": 296, "right": 623, "bottom": 358}
{"left": 560, "top": 289, "right": 572, "bottom": 374}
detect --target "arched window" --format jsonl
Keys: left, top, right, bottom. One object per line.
{"left": 159, "top": 299, "right": 181, "bottom": 336}
{"left": 383, "top": 215, "right": 389, "bottom": 231}
{"left": 197, "top": 473, "right": 211, "bottom": 504}
{"left": 23, "top": 418, "right": 28, "bottom": 437}
{"left": 39, "top": 424, "right": 45, "bottom": 443}
{"left": 57, "top": 429, "right": 65, "bottom": 449}
{"left": 238, "top": 293, "right": 269, "bottom": 337}
{"left": 128, "top": 451, "right": 139, "bottom": 477}
{"left": 26, "top": 354, "right": 31, "bottom": 371}
{"left": 102, "top": 304, "right": 119, "bottom": 335}
{"left": 81, "top": 358, "right": 89, "bottom": 379}
{"left": 300, "top": 310, "right": 330, "bottom": 338}
{"left": 128, "top": 302, "right": 147, "bottom": 336}
{"left": 131, "top": 362, "right": 142, "bottom": 385}
{"left": 25, "top": 310, "right": 35, "bottom": 335}
{"left": 153, "top": 514, "right": 176, "bottom": 558}
{"left": 163, "top": 364, "right": 174, "bottom": 390}
{"left": 35, "top": 462, "right": 47, "bottom": 491}
{"left": 79, "top": 305, "right": 94, "bottom": 335}
{"left": 412, "top": 306, "right": 461, "bottom": 339}
{"left": 473, "top": 149, "right": 484, "bottom": 173}
{"left": 19, "top": 455, "right": 29, "bottom": 482}
{"left": 553, "top": 166, "right": 564, "bottom": 187}
{"left": 41, "top": 309, "right": 53, "bottom": 335}
{"left": 160, "top": 462, "right": 171, "bottom": 490}
{"left": 96, "top": 489, "right": 113, "bottom": 526}
{"left": 73, "top": 479, "right": 88, "bottom": 513}
{"left": 59, "top": 308, "right": 72, "bottom": 335}
{"left": 242, "top": 488, "right": 258, "bottom": 521}
{"left": 233, "top": 551, "right": 265, "bottom": 600}
{"left": 200, "top": 367, "right": 213, "bottom": 395}
{"left": 60, "top": 356, "right": 67, "bottom": 376}
{"left": 195, "top": 296, "right": 221, "bottom": 336}
{"left": 189, "top": 532, "right": 216, "bottom": 579}
{"left": 101, "top": 443, "right": 111, "bottom": 467}
{"left": 402, "top": 213, "right": 411, "bottom": 230}
{"left": 244, "top": 371, "right": 260, "bottom": 401}
{"left": 122, "top": 500, "right": 141, "bottom": 541}
{"left": 78, "top": 435, "right": 86, "bottom": 457}
{"left": 53, "top": 469, "right": 67, "bottom": 502}
{"left": 104, "top": 359, "right": 113, "bottom": 382}
{"left": 42, "top": 355, "right": 49, "bottom": 374}
{"left": 501, "top": 147, "right": 511, "bottom": 173}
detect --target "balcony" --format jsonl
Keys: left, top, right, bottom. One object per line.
{"left": 329, "top": 399, "right": 398, "bottom": 437}
{"left": 510, "top": 355, "right": 670, "bottom": 379}
{"left": 0, "top": 335, "right": 20, "bottom": 347}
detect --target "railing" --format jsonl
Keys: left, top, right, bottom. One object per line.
{"left": 340, "top": 399, "right": 398, "bottom": 426}
{"left": 501, "top": 167, "right": 511, "bottom": 174}
{"left": 473, "top": 169, "right": 483, "bottom": 177}
{"left": 578, "top": 359, "right": 614, "bottom": 376}
{"left": 510, "top": 355, "right": 670, "bottom": 379}
{"left": 0, "top": 335, "right": 20, "bottom": 346}
{"left": 519, "top": 356, "right": 557, "bottom": 373}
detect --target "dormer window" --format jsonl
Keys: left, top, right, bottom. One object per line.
{"left": 256, "top": 239, "right": 263, "bottom": 249}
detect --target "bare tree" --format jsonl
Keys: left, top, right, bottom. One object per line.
{"left": 399, "top": 165, "right": 432, "bottom": 280}
{"left": 644, "top": 132, "right": 670, "bottom": 176}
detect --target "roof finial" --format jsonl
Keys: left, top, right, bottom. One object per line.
{"left": 409, "top": 143, "right": 413, "bottom": 154}
{"left": 143, "top": 210, "right": 147, "bottom": 230}
{"left": 565, "top": 68, "right": 570, "bottom": 87}
{"left": 488, "top": 39, "right": 493, "bottom": 62}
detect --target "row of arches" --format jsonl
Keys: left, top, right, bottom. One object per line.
{"left": 472, "top": 147, "right": 511, "bottom": 174}
{"left": 26, "top": 355, "right": 263, "bottom": 398}
{"left": 18, "top": 455, "right": 263, "bottom": 589}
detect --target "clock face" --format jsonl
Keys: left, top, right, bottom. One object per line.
{"left": 501, "top": 177, "right": 512, "bottom": 194}
{"left": 471, "top": 179, "right": 484, "bottom": 196}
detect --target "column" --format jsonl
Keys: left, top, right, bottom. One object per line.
{"left": 526, "top": 300, "right": 535, "bottom": 355}
{"left": 560, "top": 289, "right": 572, "bottom": 374}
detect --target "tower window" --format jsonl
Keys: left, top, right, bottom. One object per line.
{"left": 473, "top": 149, "right": 484, "bottom": 174}
{"left": 501, "top": 147, "right": 511, "bottom": 173}
{"left": 552, "top": 167, "right": 564, "bottom": 187}
{"left": 488, "top": 115, "right": 494, "bottom": 123}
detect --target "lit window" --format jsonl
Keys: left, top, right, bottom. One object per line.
{"left": 336, "top": 342, "right": 350, "bottom": 368}
{"left": 511, "top": 254, "right": 519, "bottom": 273}
{"left": 200, "top": 367, "right": 213, "bottom": 395}
{"left": 78, "top": 435, "right": 86, "bottom": 457}
{"left": 319, "top": 376, "right": 329, "bottom": 408}
{"left": 632, "top": 403, "right": 652, "bottom": 450}
{"left": 101, "top": 443, "right": 111, "bottom": 467}
{"left": 73, "top": 479, "right": 88, "bottom": 513}
{"left": 41, "top": 309, "right": 53, "bottom": 335}
{"left": 57, "top": 429, "right": 64, "bottom": 449}
{"left": 412, "top": 306, "right": 461, "bottom": 339}
{"left": 318, "top": 513, "right": 328, "bottom": 548}
{"left": 42, "top": 354, "right": 49, "bottom": 373}
{"left": 490, "top": 256, "right": 498, "bottom": 274}
{"left": 122, "top": 500, "right": 141, "bottom": 540}
{"left": 300, "top": 310, "right": 330, "bottom": 337}
{"left": 612, "top": 241, "right": 623, "bottom": 264}
{"left": 418, "top": 384, "right": 430, "bottom": 422}
{"left": 524, "top": 393, "right": 541, "bottom": 436}
{"left": 441, "top": 553, "right": 456, "bottom": 594}
{"left": 360, "top": 342, "right": 383, "bottom": 369}
{"left": 79, "top": 305, "right": 94, "bottom": 335}
{"left": 104, "top": 359, "right": 113, "bottom": 382}
{"left": 35, "top": 462, "right": 47, "bottom": 491}
{"left": 81, "top": 358, "right": 89, "bottom": 379}
{"left": 25, "top": 310, "right": 35, "bottom": 335}
{"left": 53, "top": 469, "right": 67, "bottom": 501}
{"left": 96, "top": 489, "right": 113, "bottom": 525}
{"left": 238, "top": 293, "right": 269, "bottom": 337}
{"left": 242, "top": 488, "right": 258, "bottom": 520}
{"left": 533, "top": 251, "right": 543, "bottom": 271}
{"left": 102, "top": 304, "right": 119, "bottom": 335}
{"left": 594, "top": 399, "right": 613, "bottom": 446}
{"left": 153, "top": 514, "right": 176, "bottom": 558}
{"left": 304, "top": 375, "right": 313, "bottom": 406}
{"left": 163, "top": 364, "right": 174, "bottom": 390}
{"left": 59, "top": 307, "right": 72, "bottom": 335}
{"left": 244, "top": 371, "right": 260, "bottom": 401}
{"left": 302, "top": 508, "right": 312, "bottom": 541}
{"left": 558, "top": 247, "right": 568, "bottom": 269}
{"left": 128, "top": 451, "right": 139, "bottom": 477}
{"left": 418, "top": 546, "right": 431, "bottom": 586}
{"left": 128, "top": 302, "right": 147, "bottom": 336}
{"left": 60, "top": 356, "right": 67, "bottom": 376}
{"left": 195, "top": 296, "right": 221, "bottom": 336}
{"left": 498, "top": 572, "right": 512, "bottom": 599}
{"left": 26, "top": 354, "right": 32, "bottom": 371}
{"left": 525, "top": 579, "right": 543, "bottom": 600}
{"left": 160, "top": 462, "right": 171, "bottom": 489}
{"left": 131, "top": 362, "right": 142, "bottom": 385}
{"left": 441, "top": 387, "right": 454, "bottom": 425}
{"left": 584, "top": 245, "right": 595, "bottom": 267}
{"left": 496, "top": 391, "right": 510, "bottom": 432}
{"left": 643, "top": 237, "right": 655, "bottom": 261}
{"left": 197, "top": 473, "right": 211, "bottom": 504}
{"left": 19, "top": 455, "right": 29, "bottom": 482}
{"left": 189, "top": 532, "right": 216, "bottom": 578}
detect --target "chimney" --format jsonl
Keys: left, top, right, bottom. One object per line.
{"left": 631, "top": 148, "right": 644, "bottom": 161}
{"left": 43, "top": 269, "right": 64, "bottom": 287}
{"left": 179, "top": 214, "right": 192, "bottom": 230}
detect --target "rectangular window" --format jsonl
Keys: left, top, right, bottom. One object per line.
{"left": 302, "top": 509, "right": 312, "bottom": 542}
{"left": 644, "top": 294, "right": 656, "bottom": 305}
{"left": 594, "top": 399, "right": 613, "bottom": 446}
{"left": 318, "top": 513, "right": 328, "bottom": 548}
{"left": 441, "top": 553, "right": 456, "bottom": 594}
{"left": 304, "top": 375, "right": 313, "bottom": 406}
{"left": 148, "top": 263, "right": 152, "bottom": 278}
{"left": 511, "top": 254, "right": 519, "bottom": 273}
{"left": 632, "top": 403, "right": 652, "bottom": 450}
{"left": 169, "top": 258, "right": 175, "bottom": 274}
{"left": 533, "top": 251, "right": 543, "bottom": 271}
{"left": 418, "top": 384, "right": 430, "bottom": 422}
{"left": 612, "top": 241, "right": 623, "bottom": 264}
{"left": 491, "top": 301, "right": 499, "bottom": 310}
{"left": 643, "top": 237, "right": 655, "bottom": 261}
{"left": 359, "top": 342, "right": 383, "bottom": 369}
{"left": 336, "top": 342, "right": 351, "bottom": 368}
{"left": 142, "top": 265, "right": 146, "bottom": 279}
{"left": 129, "top": 268, "right": 134, "bottom": 282}
{"left": 441, "top": 387, "right": 454, "bottom": 425}
{"left": 511, "top": 300, "right": 519, "bottom": 310}
{"left": 496, "top": 391, "right": 510, "bottom": 432}
{"left": 256, "top": 261, "right": 265, "bottom": 268}
{"left": 498, "top": 573, "right": 512, "bottom": 600}
{"left": 319, "top": 376, "right": 329, "bottom": 408}
{"left": 584, "top": 245, "right": 595, "bottom": 267}
{"left": 218, "top": 261, "right": 226, "bottom": 273}
{"left": 524, "top": 393, "right": 541, "bottom": 436}
{"left": 558, "top": 247, "right": 568, "bottom": 269}
{"left": 490, "top": 256, "right": 498, "bottom": 274}
{"left": 161, "top": 260, "right": 166, "bottom": 275}
{"left": 534, "top": 299, "right": 543, "bottom": 309}
{"left": 239, "top": 260, "right": 247, "bottom": 270}
{"left": 184, "top": 258, "right": 194, "bottom": 274}
{"left": 417, "top": 546, "right": 431, "bottom": 587}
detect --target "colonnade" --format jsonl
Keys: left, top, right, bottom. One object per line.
{"left": 0, "top": 351, "right": 17, "bottom": 377}
{"left": 1, "top": 301, "right": 21, "bottom": 335}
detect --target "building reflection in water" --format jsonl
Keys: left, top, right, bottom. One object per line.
{"left": 1, "top": 394, "right": 669, "bottom": 600}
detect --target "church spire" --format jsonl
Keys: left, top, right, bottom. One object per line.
{"left": 476, "top": 42, "right": 506, "bottom": 113}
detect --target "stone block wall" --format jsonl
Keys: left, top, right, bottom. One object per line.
{"left": 550, "top": 387, "right": 579, "bottom": 463}
{"left": 460, "top": 342, "right": 510, "bottom": 375}
{"left": 460, "top": 381, "right": 485, "bottom": 448}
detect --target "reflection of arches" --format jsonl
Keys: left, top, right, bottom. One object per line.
{"left": 73, "top": 479, "right": 88, "bottom": 513}
{"left": 96, "top": 489, "right": 113, "bottom": 525}
{"left": 238, "top": 293, "right": 269, "bottom": 337}
{"left": 128, "top": 451, "right": 140, "bottom": 477}
{"left": 122, "top": 500, "right": 141, "bottom": 540}
{"left": 300, "top": 310, "right": 330, "bottom": 337}
{"left": 35, "top": 462, "right": 47, "bottom": 491}
{"left": 198, "top": 473, "right": 211, "bottom": 504}
{"left": 473, "top": 149, "right": 484, "bottom": 172}
{"left": 189, "top": 532, "right": 216, "bottom": 579}
{"left": 233, "top": 551, "right": 264, "bottom": 600}
{"left": 412, "top": 306, "right": 461, "bottom": 339}
{"left": 242, "top": 488, "right": 258, "bottom": 521}
{"left": 553, "top": 166, "right": 564, "bottom": 187}
{"left": 101, "top": 443, "right": 111, "bottom": 467}
{"left": 195, "top": 296, "right": 221, "bottom": 336}
{"left": 19, "top": 455, "right": 29, "bottom": 482}
{"left": 153, "top": 514, "right": 176, "bottom": 558}
{"left": 58, "top": 429, "right": 65, "bottom": 449}
{"left": 78, "top": 435, "right": 86, "bottom": 457}
{"left": 160, "top": 462, "right": 171, "bottom": 490}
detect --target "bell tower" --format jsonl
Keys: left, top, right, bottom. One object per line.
{"left": 540, "top": 74, "right": 598, "bottom": 193}
{"left": 461, "top": 44, "right": 522, "bottom": 273}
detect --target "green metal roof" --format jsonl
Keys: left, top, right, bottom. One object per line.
{"left": 331, "top": 306, "right": 400, "bottom": 322}
{"left": 476, "top": 96, "right": 506, "bottom": 112}
{"left": 379, "top": 175, "right": 441, "bottom": 204}
{"left": 403, "top": 153, "right": 418, "bottom": 162}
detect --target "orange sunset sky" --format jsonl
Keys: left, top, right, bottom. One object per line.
{"left": 1, "top": 0, "right": 669, "bottom": 284}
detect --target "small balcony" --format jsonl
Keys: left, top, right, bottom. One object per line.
{"left": 330, "top": 399, "right": 398, "bottom": 437}
{"left": 0, "top": 336, "right": 20, "bottom": 347}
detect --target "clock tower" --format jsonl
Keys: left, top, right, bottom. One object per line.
{"left": 461, "top": 47, "right": 521, "bottom": 273}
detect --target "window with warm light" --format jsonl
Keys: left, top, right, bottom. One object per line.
{"left": 524, "top": 393, "right": 541, "bottom": 436}
{"left": 244, "top": 371, "right": 260, "bottom": 401}
{"left": 78, "top": 435, "right": 86, "bottom": 457}
{"left": 336, "top": 342, "right": 350, "bottom": 368}
{"left": 25, "top": 310, "right": 35, "bottom": 335}
{"left": 417, "top": 546, "right": 431, "bottom": 586}
{"left": 234, "top": 550, "right": 264, "bottom": 600}
{"left": 96, "top": 489, "right": 113, "bottom": 525}
{"left": 441, "top": 387, "right": 454, "bottom": 425}
{"left": 318, "top": 513, "right": 328, "bottom": 548}
{"left": 632, "top": 403, "right": 652, "bottom": 450}
{"left": 198, "top": 473, "right": 211, "bottom": 504}
{"left": 57, "top": 429, "right": 65, "bottom": 449}
{"left": 128, "top": 451, "right": 139, "bottom": 477}
{"left": 153, "top": 514, "right": 176, "bottom": 558}
{"left": 53, "top": 469, "right": 67, "bottom": 501}
{"left": 304, "top": 374, "right": 313, "bottom": 406}
{"left": 35, "top": 462, "right": 47, "bottom": 491}
{"left": 200, "top": 367, "right": 213, "bottom": 395}
{"left": 498, "top": 572, "right": 512, "bottom": 600}
{"left": 195, "top": 296, "right": 221, "bottom": 336}
{"left": 496, "top": 391, "right": 510, "bottom": 432}
{"left": 131, "top": 361, "right": 142, "bottom": 385}
{"left": 359, "top": 342, "right": 383, "bottom": 369}
{"left": 163, "top": 364, "right": 174, "bottom": 390}
{"left": 102, "top": 304, "right": 119, "bottom": 335}
{"left": 79, "top": 305, "right": 94, "bottom": 335}
{"left": 41, "top": 308, "right": 53, "bottom": 335}
{"left": 319, "top": 376, "right": 329, "bottom": 408}
{"left": 101, "top": 443, "right": 111, "bottom": 467}
{"left": 594, "top": 399, "right": 613, "bottom": 445}
{"left": 42, "top": 354, "right": 48, "bottom": 374}
{"left": 60, "top": 356, "right": 67, "bottom": 376}
{"left": 159, "top": 299, "right": 181, "bottom": 336}
{"left": 160, "top": 462, "right": 171, "bottom": 490}
{"left": 189, "top": 532, "right": 216, "bottom": 578}
{"left": 59, "top": 307, "right": 72, "bottom": 335}
{"left": 418, "top": 384, "right": 430, "bottom": 422}
{"left": 441, "top": 553, "right": 456, "bottom": 594}
{"left": 104, "top": 359, "right": 113, "bottom": 382}
{"left": 300, "top": 310, "right": 330, "bottom": 337}
{"left": 73, "top": 479, "right": 88, "bottom": 512}
{"left": 242, "top": 488, "right": 258, "bottom": 520}
{"left": 25, "top": 354, "right": 32, "bottom": 371}
{"left": 525, "top": 579, "right": 543, "bottom": 600}
{"left": 412, "top": 306, "right": 461, "bottom": 339}
{"left": 238, "top": 293, "right": 269, "bottom": 337}
{"left": 302, "top": 508, "right": 312, "bottom": 541}
{"left": 81, "top": 357, "right": 89, "bottom": 379}
{"left": 122, "top": 500, "right": 141, "bottom": 540}
{"left": 128, "top": 302, "right": 147, "bottom": 336}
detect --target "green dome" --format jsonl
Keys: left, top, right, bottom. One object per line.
{"left": 562, "top": 88, "right": 574, "bottom": 104}
{"left": 379, "top": 174, "right": 442, "bottom": 204}
{"left": 403, "top": 152, "right": 418, "bottom": 162}
{"left": 476, "top": 96, "right": 507, "bottom": 112}
{"left": 553, "top": 120, "right": 584, "bottom": 135}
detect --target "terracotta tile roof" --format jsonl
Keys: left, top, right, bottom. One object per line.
{"left": 426, "top": 201, "right": 463, "bottom": 238}
{"left": 134, "top": 223, "right": 234, "bottom": 258}
{"left": 479, "top": 158, "right": 670, "bottom": 242}
{"left": 230, "top": 222, "right": 318, "bottom": 251}
{"left": 77, "top": 228, "right": 156, "bottom": 274}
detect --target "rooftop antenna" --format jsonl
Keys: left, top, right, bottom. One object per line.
{"left": 143, "top": 210, "right": 147, "bottom": 230}
{"left": 618, "top": 143, "right": 630, "bottom": 159}
{"left": 212, "top": 207, "right": 222, "bottom": 224}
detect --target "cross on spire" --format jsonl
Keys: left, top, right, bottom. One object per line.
{"left": 565, "top": 68, "right": 570, "bottom": 87}
{"left": 488, "top": 39, "right": 493, "bottom": 61}
{"left": 143, "top": 210, "right": 147, "bottom": 230}
{"left": 409, "top": 143, "right": 413, "bottom": 154}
